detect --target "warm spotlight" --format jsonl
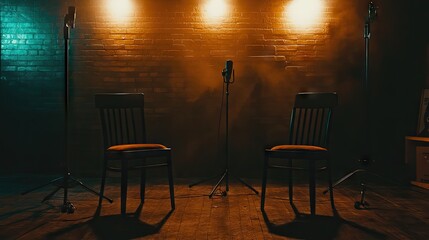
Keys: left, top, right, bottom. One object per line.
{"left": 107, "top": 0, "right": 133, "bottom": 21}
{"left": 285, "top": 0, "right": 325, "bottom": 31}
{"left": 203, "top": 0, "right": 229, "bottom": 24}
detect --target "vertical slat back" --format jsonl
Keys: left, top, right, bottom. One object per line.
{"left": 289, "top": 92, "right": 337, "bottom": 147}
{"left": 95, "top": 93, "right": 146, "bottom": 148}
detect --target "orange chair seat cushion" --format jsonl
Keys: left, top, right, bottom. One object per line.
{"left": 107, "top": 143, "right": 168, "bottom": 151}
{"left": 270, "top": 145, "right": 327, "bottom": 151}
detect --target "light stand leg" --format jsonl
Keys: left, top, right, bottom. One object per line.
{"left": 21, "top": 176, "right": 63, "bottom": 195}
{"left": 323, "top": 169, "right": 367, "bottom": 194}
{"left": 209, "top": 170, "right": 228, "bottom": 198}
{"left": 72, "top": 177, "right": 113, "bottom": 202}
{"left": 42, "top": 186, "right": 62, "bottom": 203}
{"left": 234, "top": 176, "right": 258, "bottom": 194}
{"left": 188, "top": 174, "right": 221, "bottom": 188}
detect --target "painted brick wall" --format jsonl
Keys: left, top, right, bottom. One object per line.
{"left": 0, "top": 0, "right": 65, "bottom": 173}
{"left": 1, "top": 0, "right": 427, "bottom": 179}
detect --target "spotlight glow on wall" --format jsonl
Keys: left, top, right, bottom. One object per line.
{"left": 203, "top": 0, "right": 229, "bottom": 24}
{"left": 107, "top": 0, "right": 133, "bottom": 21}
{"left": 285, "top": 0, "right": 325, "bottom": 31}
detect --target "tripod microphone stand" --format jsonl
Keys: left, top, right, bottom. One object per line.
{"left": 21, "top": 6, "right": 112, "bottom": 213}
{"left": 324, "top": 1, "right": 381, "bottom": 209}
{"left": 189, "top": 60, "right": 259, "bottom": 198}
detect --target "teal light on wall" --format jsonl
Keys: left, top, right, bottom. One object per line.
{"left": 1, "top": 5, "right": 36, "bottom": 72}
{"left": 0, "top": 1, "right": 66, "bottom": 174}
{"left": 1, "top": 3, "right": 62, "bottom": 74}
{"left": 0, "top": 1, "right": 63, "bottom": 112}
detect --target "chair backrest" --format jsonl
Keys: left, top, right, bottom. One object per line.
{"left": 95, "top": 93, "right": 146, "bottom": 148}
{"left": 289, "top": 92, "right": 338, "bottom": 147}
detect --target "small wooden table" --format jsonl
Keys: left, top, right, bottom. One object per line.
{"left": 405, "top": 136, "right": 429, "bottom": 189}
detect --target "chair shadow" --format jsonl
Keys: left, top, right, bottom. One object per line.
{"left": 262, "top": 209, "right": 340, "bottom": 240}
{"left": 47, "top": 203, "right": 173, "bottom": 240}
{"left": 261, "top": 206, "right": 387, "bottom": 240}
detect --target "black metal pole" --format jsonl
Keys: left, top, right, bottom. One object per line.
{"left": 63, "top": 23, "right": 70, "bottom": 209}
{"left": 364, "top": 22, "right": 370, "bottom": 91}
{"left": 225, "top": 79, "right": 230, "bottom": 192}
{"left": 363, "top": 19, "right": 371, "bottom": 162}
{"left": 363, "top": 0, "right": 376, "bottom": 162}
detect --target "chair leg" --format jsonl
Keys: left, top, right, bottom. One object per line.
{"left": 309, "top": 161, "right": 316, "bottom": 216}
{"left": 167, "top": 153, "right": 175, "bottom": 210}
{"left": 326, "top": 158, "right": 337, "bottom": 214}
{"left": 140, "top": 168, "right": 146, "bottom": 204}
{"left": 140, "top": 159, "right": 146, "bottom": 204}
{"left": 288, "top": 159, "right": 293, "bottom": 205}
{"left": 121, "top": 159, "right": 128, "bottom": 216}
{"left": 98, "top": 159, "right": 108, "bottom": 208}
{"left": 260, "top": 154, "right": 268, "bottom": 211}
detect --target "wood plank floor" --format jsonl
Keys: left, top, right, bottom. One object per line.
{"left": 0, "top": 175, "right": 428, "bottom": 239}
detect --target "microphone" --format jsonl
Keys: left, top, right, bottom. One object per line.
{"left": 64, "top": 6, "right": 76, "bottom": 40}
{"left": 368, "top": 2, "right": 377, "bottom": 22}
{"left": 67, "top": 6, "right": 76, "bottom": 28}
{"left": 223, "top": 60, "right": 233, "bottom": 83}
{"left": 364, "top": 2, "right": 377, "bottom": 38}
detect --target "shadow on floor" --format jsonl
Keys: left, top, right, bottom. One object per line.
{"left": 262, "top": 210, "right": 387, "bottom": 240}
{"left": 46, "top": 206, "right": 173, "bottom": 240}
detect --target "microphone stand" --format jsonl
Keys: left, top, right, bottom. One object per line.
{"left": 189, "top": 67, "right": 259, "bottom": 198}
{"left": 21, "top": 7, "right": 112, "bottom": 213}
{"left": 324, "top": 1, "right": 387, "bottom": 209}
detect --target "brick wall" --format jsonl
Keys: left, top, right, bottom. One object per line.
{"left": 1, "top": 0, "right": 427, "bottom": 179}
{"left": 0, "top": 0, "right": 65, "bottom": 173}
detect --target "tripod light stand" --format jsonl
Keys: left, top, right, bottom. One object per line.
{"left": 324, "top": 1, "right": 381, "bottom": 209}
{"left": 189, "top": 60, "right": 258, "bottom": 198}
{"left": 21, "top": 6, "right": 112, "bottom": 213}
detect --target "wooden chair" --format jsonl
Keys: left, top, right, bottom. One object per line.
{"left": 95, "top": 93, "right": 175, "bottom": 216}
{"left": 261, "top": 92, "right": 338, "bottom": 216}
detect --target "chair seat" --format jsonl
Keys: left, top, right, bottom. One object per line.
{"left": 266, "top": 145, "right": 329, "bottom": 160}
{"left": 270, "top": 145, "right": 327, "bottom": 152}
{"left": 107, "top": 143, "right": 168, "bottom": 151}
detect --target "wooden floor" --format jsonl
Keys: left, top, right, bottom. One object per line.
{"left": 0, "top": 175, "right": 428, "bottom": 240}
